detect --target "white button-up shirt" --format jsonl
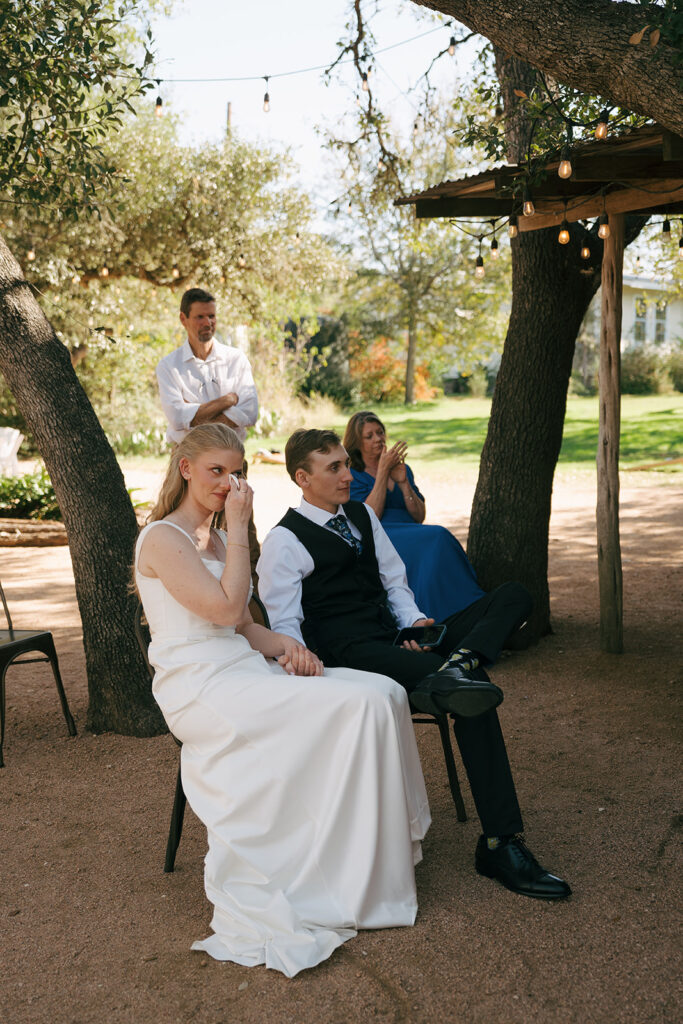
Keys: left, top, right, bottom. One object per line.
{"left": 257, "top": 497, "right": 426, "bottom": 646}
{"left": 155, "top": 338, "right": 258, "bottom": 444}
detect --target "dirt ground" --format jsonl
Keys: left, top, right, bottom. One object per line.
{"left": 1, "top": 466, "right": 681, "bottom": 1024}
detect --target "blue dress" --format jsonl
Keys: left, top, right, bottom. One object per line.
{"left": 350, "top": 465, "right": 484, "bottom": 623}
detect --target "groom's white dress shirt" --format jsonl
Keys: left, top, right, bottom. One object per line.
{"left": 156, "top": 338, "right": 258, "bottom": 444}
{"left": 257, "top": 497, "right": 426, "bottom": 646}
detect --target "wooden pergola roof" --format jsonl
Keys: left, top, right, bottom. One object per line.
{"left": 397, "top": 123, "right": 683, "bottom": 654}
{"left": 396, "top": 124, "right": 683, "bottom": 228}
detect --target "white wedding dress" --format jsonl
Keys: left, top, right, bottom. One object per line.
{"left": 135, "top": 522, "right": 431, "bottom": 978}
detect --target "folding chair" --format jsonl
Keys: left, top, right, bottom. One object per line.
{"left": 0, "top": 577, "right": 77, "bottom": 767}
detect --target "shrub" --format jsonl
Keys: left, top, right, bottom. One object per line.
{"left": 620, "top": 348, "right": 667, "bottom": 395}
{"left": 349, "top": 338, "right": 436, "bottom": 403}
{"left": 667, "top": 348, "right": 683, "bottom": 393}
{"left": 0, "top": 468, "right": 61, "bottom": 520}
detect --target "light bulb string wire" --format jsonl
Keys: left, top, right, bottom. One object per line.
{"left": 150, "top": 24, "right": 446, "bottom": 86}
{"left": 26, "top": 280, "right": 121, "bottom": 345}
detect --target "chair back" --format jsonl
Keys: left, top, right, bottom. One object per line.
{"left": 0, "top": 579, "right": 15, "bottom": 640}
{"left": 134, "top": 600, "right": 154, "bottom": 681}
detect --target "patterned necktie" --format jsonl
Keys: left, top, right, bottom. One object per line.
{"left": 327, "top": 513, "right": 363, "bottom": 555}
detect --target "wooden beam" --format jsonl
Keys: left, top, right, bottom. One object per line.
{"left": 415, "top": 198, "right": 510, "bottom": 218}
{"left": 597, "top": 212, "right": 624, "bottom": 654}
{"left": 517, "top": 180, "right": 683, "bottom": 231}
{"left": 570, "top": 156, "right": 683, "bottom": 181}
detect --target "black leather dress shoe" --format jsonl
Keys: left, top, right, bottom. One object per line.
{"left": 410, "top": 666, "right": 503, "bottom": 718}
{"left": 475, "top": 835, "right": 571, "bottom": 899}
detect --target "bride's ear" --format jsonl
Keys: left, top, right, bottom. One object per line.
{"left": 179, "top": 456, "right": 191, "bottom": 481}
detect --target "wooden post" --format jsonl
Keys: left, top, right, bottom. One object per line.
{"left": 597, "top": 212, "right": 624, "bottom": 653}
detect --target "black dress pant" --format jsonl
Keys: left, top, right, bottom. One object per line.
{"left": 320, "top": 582, "right": 532, "bottom": 837}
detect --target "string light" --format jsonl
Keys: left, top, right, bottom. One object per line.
{"left": 474, "top": 236, "right": 485, "bottom": 279}
{"left": 71, "top": 274, "right": 80, "bottom": 284}
{"left": 263, "top": 77, "right": 270, "bottom": 113}
{"left": 581, "top": 244, "right": 591, "bottom": 260}
{"left": 155, "top": 80, "right": 163, "bottom": 117}
{"left": 662, "top": 217, "right": 671, "bottom": 238}
{"left": 99, "top": 265, "right": 109, "bottom": 277}
{"left": 558, "top": 219, "right": 570, "bottom": 245}
{"left": 508, "top": 214, "right": 518, "bottom": 239}
{"left": 361, "top": 72, "right": 369, "bottom": 92}
{"left": 294, "top": 231, "right": 301, "bottom": 245}
{"left": 448, "top": 36, "right": 456, "bottom": 57}
{"left": 522, "top": 187, "right": 535, "bottom": 217}
{"left": 679, "top": 235, "right": 683, "bottom": 259}
{"left": 595, "top": 109, "right": 609, "bottom": 140}
{"left": 27, "top": 248, "right": 36, "bottom": 261}
{"left": 172, "top": 264, "right": 180, "bottom": 279}
{"left": 558, "top": 144, "right": 572, "bottom": 180}
{"left": 378, "top": 157, "right": 386, "bottom": 172}
{"left": 237, "top": 253, "right": 246, "bottom": 268}
{"left": 490, "top": 235, "right": 499, "bottom": 259}
{"left": 598, "top": 213, "right": 610, "bottom": 240}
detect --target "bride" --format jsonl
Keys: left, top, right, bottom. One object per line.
{"left": 134, "top": 423, "right": 430, "bottom": 977}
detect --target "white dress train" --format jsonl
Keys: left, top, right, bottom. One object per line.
{"left": 135, "top": 522, "right": 430, "bottom": 978}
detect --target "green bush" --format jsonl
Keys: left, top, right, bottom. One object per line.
{"left": 667, "top": 348, "right": 683, "bottom": 393}
{"left": 0, "top": 469, "right": 61, "bottom": 520}
{"left": 620, "top": 348, "right": 667, "bottom": 395}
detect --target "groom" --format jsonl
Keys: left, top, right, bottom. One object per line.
{"left": 257, "top": 427, "right": 571, "bottom": 901}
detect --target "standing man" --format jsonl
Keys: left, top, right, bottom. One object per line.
{"left": 156, "top": 288, "right": 258, "bottom": 446}
{"left": 257, "top": 428, "right": 571, "bottom": 901}
{"left": 156, "top": 287, "right": 260, "bottom": 576}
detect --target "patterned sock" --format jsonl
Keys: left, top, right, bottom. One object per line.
{"left": 438, "top": 647, "right": 481, "bottom": 672}
{"left": 486, "top": 837, "right": 501, "bottom": 850}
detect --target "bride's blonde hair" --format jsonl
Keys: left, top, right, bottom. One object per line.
{"left": 148, "top": 423, "right": 245, "bottom": 523}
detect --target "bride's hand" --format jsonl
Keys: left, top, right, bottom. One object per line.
{"left": 276, "top": 635, "right": 324, "bottom": 676}
{"left": 223, "top": 474, "right": 253, "bottom": 527}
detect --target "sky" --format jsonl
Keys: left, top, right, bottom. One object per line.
{"left": 149, "top": 0, "right": 474, "bottom": 218}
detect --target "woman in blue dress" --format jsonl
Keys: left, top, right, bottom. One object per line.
{"left": 342, "top": 411, "right": 484, "bottom": 624}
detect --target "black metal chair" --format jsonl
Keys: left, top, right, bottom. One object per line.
{"left": 0, "top": 577, "right": 77, "bottom": 768}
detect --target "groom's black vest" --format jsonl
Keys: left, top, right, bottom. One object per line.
{"left": 278, "top": 501, "right": 398, "bottom": 658}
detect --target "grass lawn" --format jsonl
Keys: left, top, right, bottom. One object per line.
{"left": 239, "top": 394, "right": 682, "bottom": 478}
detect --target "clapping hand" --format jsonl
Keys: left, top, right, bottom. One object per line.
{"left": 378, "top": 440, "right": 408, "bottom": 481}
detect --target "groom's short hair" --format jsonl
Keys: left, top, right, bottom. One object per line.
{"left": 285, "top": 428, "right": 342, "bottom": 482}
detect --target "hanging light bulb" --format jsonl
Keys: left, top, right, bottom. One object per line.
{"left": 595, "top": 109, "right": 609, "bottom": 140}
{"left": 263, "top": 77, "right": 270, "bottom": 113}
{"left": 522, "top": 187, "right": 535, "bottom": 217}
{"left": 558, "top": 144, "right": 572, "bottom": 179}
{"left": 662, "top": 217, "right": 671, "bottom": 238}
{"left": 678, "top": 236, "right": 683, "bottom": 259}
{"left": 238, "top": 253, "right": 246, "bottom": 268}
{"left": 378, "top": 157, "right": 386, "bottom": 172}
{"left": 635, "top": 254, "right": 641, "bottom": 271}
{"left": 508, "top": 214, "right": 518, "bottom": 239}
{"left": 448, "top": 36, "right": 456, "bottom": 56}
{"left": 154, "top": 81, "right": 163, "bottom": 117}
{"left": 558, "top": 219, "right": 570, "bottom": 245}
{"left": 71, "top": 274, "right": 80, "bottom": 284}
{"left": 361, "top": 72, "right": 369, "bottom": 92}
{"left": 581, "top": 244, "right": 591, "bottom": 260}
{"left": 356, "top": 93, "right": 361, "bottom": 107}
{"left": 598, "top": 213, "right": 610, "bottom": 239}
{"left": 490, "top": 236, "right": 499, "bottom": 259}
{"left": 294, "top": 231, "right": 301, "bottom": 245}
{"left": 474, "top": 255, "right": 485, "bottom": 279}
{"left": 413, "top": 120, "right": 419, "bottom": 137}
{"left": 347, "top": 200, "right": 352, "bottom": 214}
{"left": 27, "top": 248, "right": 36, "bottom": 261}
{"left": 172, "top": 264, "right": 180, "bottom": 279}
{"left": 99, "top": 265, "right": 109, "bottom": 277}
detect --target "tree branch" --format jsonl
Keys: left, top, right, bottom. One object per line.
{"left": 411, "top": 0, "right": 683, "bottom": 135}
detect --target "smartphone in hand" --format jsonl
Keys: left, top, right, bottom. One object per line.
{"left": 392, "top": 624, "right": 447, "bottom": 648}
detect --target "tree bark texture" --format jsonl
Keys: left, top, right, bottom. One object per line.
{"left": 412, "top": 0, "right": 683, "bottom": 136}
{"left": 0, "top": 235, "right": 165, "bottom": 735}
{"left": 597, "top": 213, "right": 624, "bottom": 653}
{"left": 467, "top": 226, "right": 602, "bottom": 638}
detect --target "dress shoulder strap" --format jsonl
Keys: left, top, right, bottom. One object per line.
{"left": 135, "top": 520, "right": 195, "bottom": 571}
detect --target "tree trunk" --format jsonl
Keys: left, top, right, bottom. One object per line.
{"left": 404, "top": 310, "right": 417, "bottom": 404}
{"left": 412, "top": 0, "right": 683, "bottom": 136}
{"left": 0, "top": 235, "right": 165, "bottom": 735}
{"left": 468, "top": 227, "right": 601, "bottom": 637}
